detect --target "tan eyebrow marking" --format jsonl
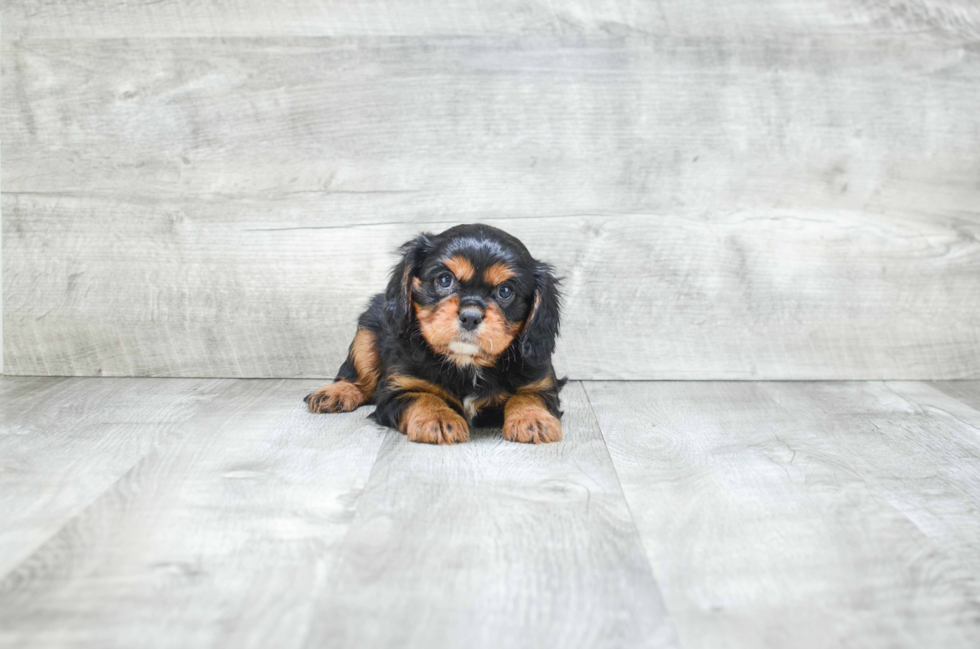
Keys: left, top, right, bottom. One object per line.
{"left": 483, "top": 263, "right": 515, "bottom": 286}
{"left": 444, "top": 255, "right": 475, "bottom": 282}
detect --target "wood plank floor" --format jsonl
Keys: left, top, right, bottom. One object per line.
{"left": 7, "top": 24, "right": 980, "bottom": 380}
{"left": 1, "top": 378, "right": 979, "bottom": 648}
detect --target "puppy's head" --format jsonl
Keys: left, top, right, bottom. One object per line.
{"left": 385, "top": 224, "right": 560, "bottom": 368}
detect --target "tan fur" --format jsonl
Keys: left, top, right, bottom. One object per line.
{"left": 518, "top": 375, "right": 554, "bottom": 393}
{"left": 400, "top": 266, "right": 413, "bottom": 315}
{"left": 522, "top": 292, "right": 542, "bottom": 333}
{"left": 350, "top": 328, "right": 380, "bottom": 396}
{"left": 401, "top": 393, "right": 470, "bottom": 444}
{"left": 503, "top": 393, "right": 562, "bottom": 444}
{"left": 472, "top": 303, "right": 519, "bottom": 366}
{"left": 415, "top": 297, "right": 518, "bottom": 368}
{"left": 469, "top": 392, "right": 510, "bottom": 414}
{"left": 415, "top": 260, "right": 525, "bottom": 368}
{"left": 388, "top": 375, "right": 463, "bottom": 409}
{"left": 306, "top": 327, "right": 380, "bottom": 414}
{"left": 306, "top": 381, "right": 367, "bottom": 413}
{"left": 415, "top": 300, "right": 476, "bottom": 367}
{"left": 483, "top": 263, "right": 515, "bottom": 285}
{"left": 415, "top": 297, "right": 460, "bottom": 354}
{"left": 444, "top": 255, "right": 475, "bottom": 282}
{"left": 461, "top": 377, "right": 551, "bottom": 420}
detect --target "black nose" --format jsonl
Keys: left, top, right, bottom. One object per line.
{"left": 458, "top": 307, "right": 484, "bottom": 331}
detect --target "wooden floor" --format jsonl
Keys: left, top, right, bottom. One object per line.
{"left": 2, "top": 378, "right": 979, "bottom": 648}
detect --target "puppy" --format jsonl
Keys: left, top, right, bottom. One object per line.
{"left": 305, "top": 223, "right": 564, "bottom": 444}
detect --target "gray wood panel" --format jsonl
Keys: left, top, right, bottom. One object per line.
{"left": 874, "top": 380, "right": 980, "bottom": 578}
{"left": 0, "top": 376, "right": 229, "bottom": 577}
{"left": 4, "top": 376, "right": 980, "bottom": 647}
{"left": 302, "top": 381, "right": 676, "bottom": 649}
{"left": 4, "top": 32, "right": 979, "bottom": 379}
{"left": 0, "top": 378, "right": 386, "bottom": 648}
{"left": 930, "top": 380, "right": 980, "bottom": 412}
{"left": 6, "top": 36, "right": 980, "bottom": 217}
{"left": 6, "top": 0, "right": 980, "bottom": 39}
{"left": 585, "top": 380, "right": 980, "bottom": 649}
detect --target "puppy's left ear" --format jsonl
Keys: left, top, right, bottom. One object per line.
{"left": 384, "top": 232, "right": 434, "bottom": 331}
{"left": 520, "top": 263, "right": 562, "bottom": 365}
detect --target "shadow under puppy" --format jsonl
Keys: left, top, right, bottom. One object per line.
{"left": 305, "top": 224, "right": 565, "bottom": 444}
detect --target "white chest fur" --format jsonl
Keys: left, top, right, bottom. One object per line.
{"left": 463, "top": 395, "right": 479, "bottom": 421}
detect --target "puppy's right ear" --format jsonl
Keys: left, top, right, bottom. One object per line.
{"left": 385, "top": 232, "right": 434, "bottom": 331}
{"left": 519, "top": 262, "right": 562, "bottom": 365}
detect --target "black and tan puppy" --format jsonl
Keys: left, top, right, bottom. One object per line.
{"left": 305, "top": 224, "right": 564, "bottom": 444}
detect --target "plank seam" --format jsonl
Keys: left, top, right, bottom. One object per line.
{"left": 578, "top": 381, "right": 676, "bottom": 628}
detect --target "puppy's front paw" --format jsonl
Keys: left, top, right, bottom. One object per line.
{"left": 305, "top": 381, "right": 366, "bottom": 413}
{"left": 402, "top": 400, "right": 469, "bottom": 445}
{"left": 503, "top": 408, "right": 562, "bottom": 444}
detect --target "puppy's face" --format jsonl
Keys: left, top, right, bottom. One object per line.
{"left": 412, "top": 238, "right": 534, "bottom": 368}
{"left": 387, "top": 224, "right": 560, "bottom": 368}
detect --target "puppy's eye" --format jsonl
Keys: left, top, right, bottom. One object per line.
{"left": 497, "top": 284, "right": 514, "bottom": 301}
{"left": 436, "top": 273, "right": 454, "bottom": 289}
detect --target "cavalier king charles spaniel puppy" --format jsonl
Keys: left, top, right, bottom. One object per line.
{"left": 305, "top": 223, "right": 564, "bottom": 445}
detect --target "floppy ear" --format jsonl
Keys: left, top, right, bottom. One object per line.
{"left": 384, "top": 233, "right": 434, "bottom": 331}
{"left": 520, "top": 263, "right": 562, "bottom": 365}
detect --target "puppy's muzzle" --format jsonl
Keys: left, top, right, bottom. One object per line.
{"left": 458, "top": 307, "right": 484, "bottom": 332}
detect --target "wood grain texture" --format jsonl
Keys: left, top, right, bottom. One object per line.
{"left": 4, "top": 201, "right": 978, "bottom": 379}
{"left": 0, "top": 378, "right": 387, "bottom": 648}
{"left": 6, "top": 0, "right": 980, "bottom": 39}
{"left": 585, "top": 380, "right": 980, "bottom": 649}
{"left": 4, "top": 376, "right": 980, "bottom": 647}
{"left": 302, "top": 381, "right": 676, "bottom": 649}
{"left": 3, "top": 31, "right": 980, "bottom": 379}
{"left": 6, "top": 36, "right": 980, "bottom": 216}
{"left": 929, "top": 380, "right": 980, "bottom": 412}
{"left": 825, "top": 380, "right": 980, "bottom": 583}
{"left": 0, "top": 376, "right": 228, "bottom": 577}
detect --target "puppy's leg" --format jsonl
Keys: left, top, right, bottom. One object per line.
{"left": 399, "top": 393, "right": 470, "bottom": 445}
{"left": 502, "top": 377, "right": 563, "bottom": 443}
{"left": 306, "top": 327, "right": 380, "bottom": 413}
{"left": 373, "top": 375, "right": 468, "bottom": 444}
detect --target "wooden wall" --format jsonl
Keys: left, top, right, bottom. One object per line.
{"left": 3, "top": 1, "right": 980, "bottom": 379}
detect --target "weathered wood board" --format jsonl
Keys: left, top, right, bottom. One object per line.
{"left": 4, "top": 376, "right": 980, "bottom": 647}
{"left": 301, "top": 381, "right": 676, "bottom": 649}
{"left": 930, "top": 380, "right": 980, "bottom": 412}
{"left": 4, "top": 198, "right": 978, "bottom": 378}
{"left": 0, "top": 377, "right": 387, "bottom": 648}
{"left": 5, "top": 0, "right": 980, "bottom": 39}
{"left": 3, "top": 10, "right": 980, "bottom": 379}
{"left": 0, "top": 376, "right": 230, "bottom": 576}
{"left": 0, "top": 377, "right": 675, "bottom": 649}
{"left": 585, "top": 380, "right": 980, "bottom": 649}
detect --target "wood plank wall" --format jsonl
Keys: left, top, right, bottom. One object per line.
{"left": 3, "top": 1, "right": 979, "bottom": 379}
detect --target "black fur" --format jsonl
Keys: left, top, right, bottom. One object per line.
{"left": 520, "top": 262, "right": 562, "bottom": 366}
{"left": 308, "top": 224, "right": 565, "bottom": 436}
{"left": 384, "top": 233, "right": 434, "bottom": 333}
